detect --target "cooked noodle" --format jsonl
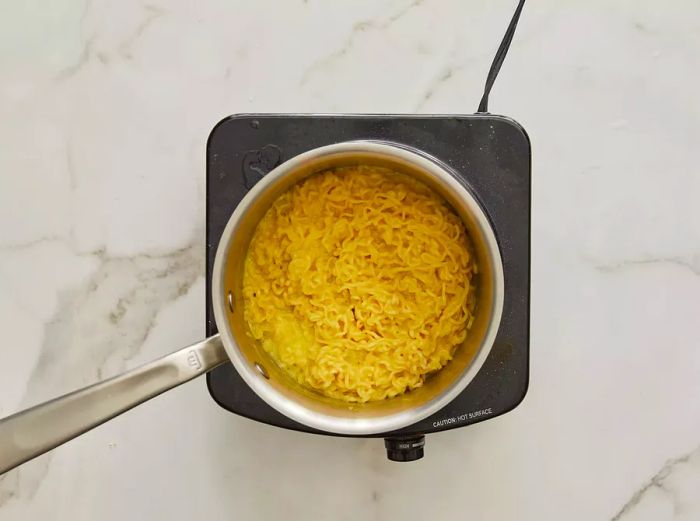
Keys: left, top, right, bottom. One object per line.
{"left": 242, "top": 166, "right": 477, "bottom": 403}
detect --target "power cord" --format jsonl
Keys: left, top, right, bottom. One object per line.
{"left": 477, "top": 0, "right": 526, "bottom": 113}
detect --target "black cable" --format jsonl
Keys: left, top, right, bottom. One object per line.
{"left": 477, "top": 0, "right": 526, "bottom": 113}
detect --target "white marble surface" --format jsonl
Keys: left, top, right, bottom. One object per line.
{"left": 1, "top": 0, "right": 699, "bottom": 519}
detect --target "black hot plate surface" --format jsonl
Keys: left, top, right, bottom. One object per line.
{"left": 205, "top": 114, "right": 530, "bottom": 437}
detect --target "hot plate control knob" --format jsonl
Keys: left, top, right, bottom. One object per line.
{"left": 384, "top": 435, "right": 425, "bottom": 462}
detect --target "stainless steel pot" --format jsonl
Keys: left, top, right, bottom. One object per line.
{"left": 0, "top": 141, "right": 504, "bottom": 475}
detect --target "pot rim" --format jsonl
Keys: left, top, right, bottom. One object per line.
{"left": 212, "top": 141, "right": 504, "bottom": 435}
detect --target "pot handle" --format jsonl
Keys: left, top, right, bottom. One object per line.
{"left": 0, "top": 334, "right": 227, "bottom": 475}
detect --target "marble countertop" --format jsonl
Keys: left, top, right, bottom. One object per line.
{"left": 1, "top": 1, "right": 699, "bottom": 519}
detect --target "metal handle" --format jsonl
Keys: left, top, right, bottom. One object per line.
{"left": 0, "top": 334, "right": 227, "bottom": 475}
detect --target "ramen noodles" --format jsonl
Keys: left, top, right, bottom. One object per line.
{"left": 242, "top": 166, "right": 477, "bottom": 403}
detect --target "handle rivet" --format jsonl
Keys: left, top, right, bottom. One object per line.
{"left": 254, "top": 362, "right": 269, "bottom": 379}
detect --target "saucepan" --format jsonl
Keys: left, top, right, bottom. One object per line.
{"left": 0, "top": 141, "right": 504, "bottom": 475}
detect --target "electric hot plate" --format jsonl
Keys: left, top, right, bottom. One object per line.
{"left": 205, "top": 114, "right": 530, "bottom": 460}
